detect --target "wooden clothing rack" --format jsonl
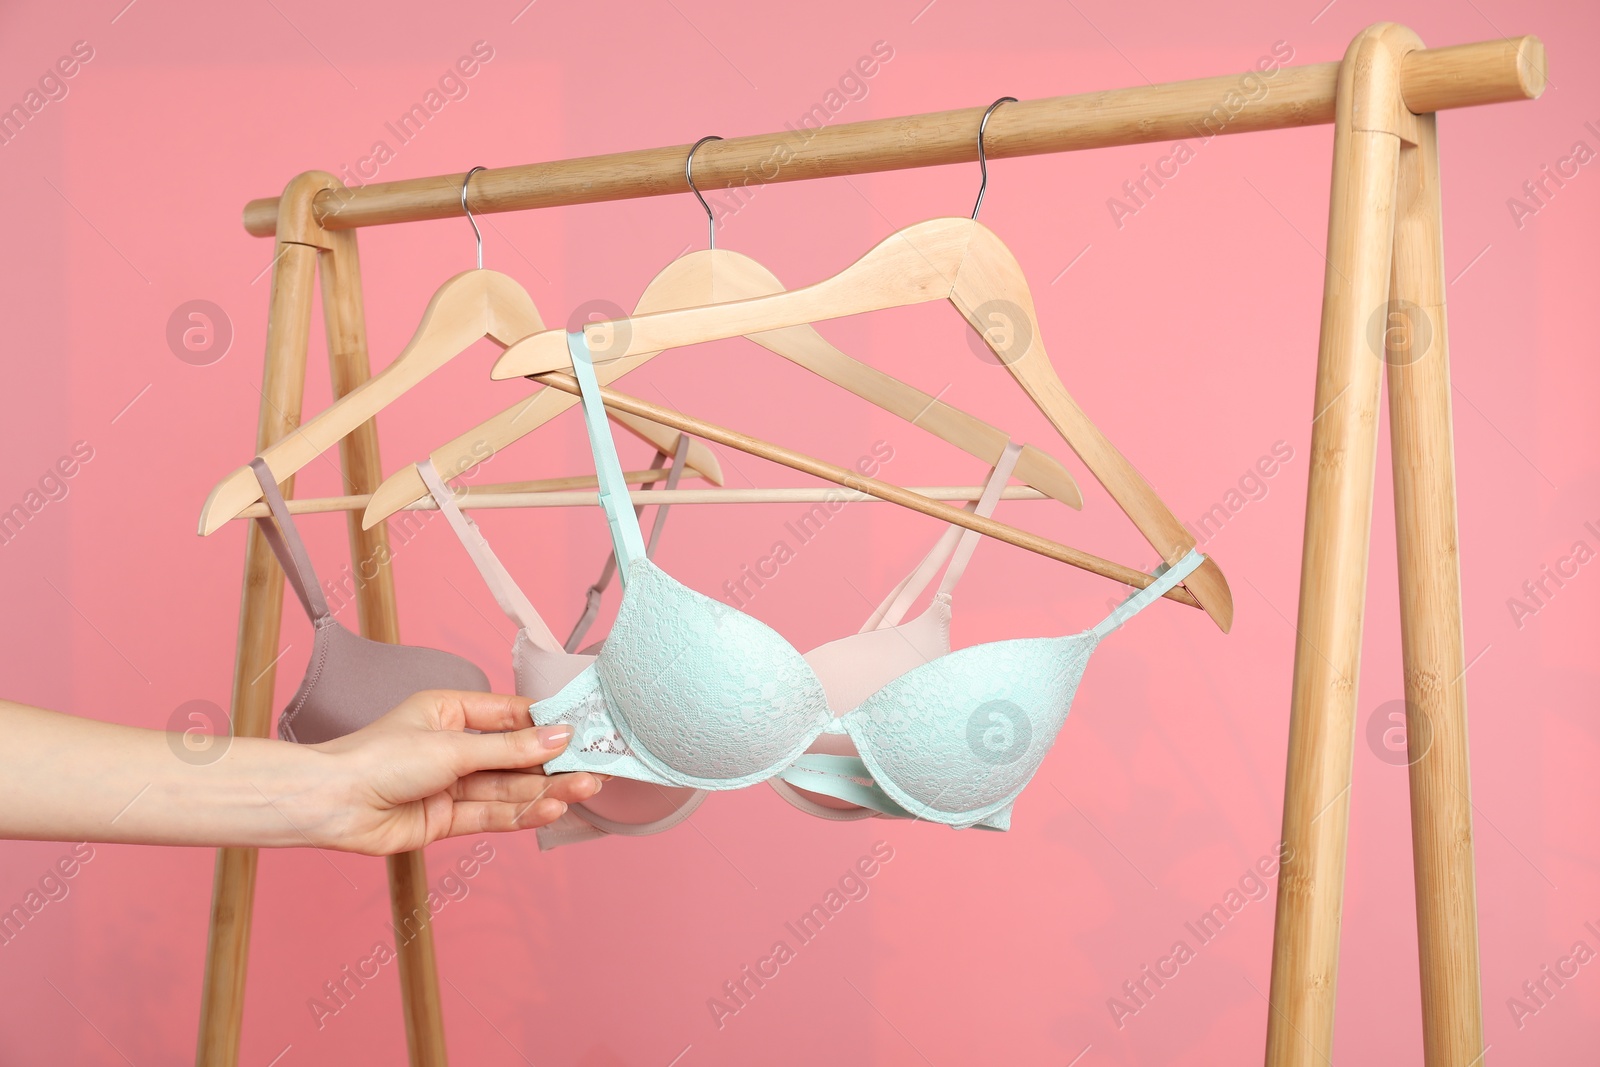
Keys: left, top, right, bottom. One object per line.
{"left": 200, "top": 24, "right": 1545, "bottom": 1067}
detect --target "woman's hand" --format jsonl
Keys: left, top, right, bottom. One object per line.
{"left": 305, "top": 689, "right": 601, "bottom": 856}
{"left": 0, "top": 690, "right": 602, "bottom": 855}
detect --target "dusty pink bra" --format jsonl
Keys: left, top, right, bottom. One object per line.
{"left": 249, "top": 457, "right": 491, "bottom": 744}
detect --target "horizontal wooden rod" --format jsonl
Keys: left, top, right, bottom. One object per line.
{"left": 241, "top": 36, "right": 1542, "bottom": 237}
{"left": 232, "top": 468, "right": 672, "bottom": 516}
{"left": 234, "top": 483, "right": 1048, "bottom": 517}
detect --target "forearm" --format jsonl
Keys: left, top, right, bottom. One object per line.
{"left": 0, "top": 700, "right": 333, "bottom": 848}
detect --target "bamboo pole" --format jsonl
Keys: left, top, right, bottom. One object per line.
{"left": 195, "top": 174, "right": 336, "bottom": 1067}
{"left": 319, "top": 227, "right": 450, "bottom": 1066}
{"left": 239, "top": 37, "right": 1543, "bottom": 237}
{"left": 1386, "top": 113, "right": 1486, "bottom": 1066}
{"left": 321, "top": 230, "right": 400, "bottom": 638}
{"left": 1264, "top": 24, "right": 1418, "bottom": 1067}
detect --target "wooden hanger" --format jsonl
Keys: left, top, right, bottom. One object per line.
{"left": 198, "top": 267, "right": 715, "bottom": 534}
{"left": 493, "top": 216, "right": 1233, "bottom": 631}
{"left": 240, "top": 479, "right": 1047, "bottom": 517}
{"left": 360, "top": 250, "right": 1081, "bottom": 530}
{"left": 199, "top": 170, "right": 718, "bottom": 536}
{"left": 607, "top": 409, "right": 721, "bottom": 485}
{"left": 532, "top": 370, "right": 1201, "bottom": 609}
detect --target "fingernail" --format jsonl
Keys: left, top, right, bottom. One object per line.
{"left": 589, "top": 776, "right": 604, "bottom": 794}
{"left": 538, "top": 725, "right": 573, "bottom": 747}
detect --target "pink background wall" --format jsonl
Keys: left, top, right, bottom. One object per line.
{"left": 1, "top": 0, "right": 1596, "bottom": 1063}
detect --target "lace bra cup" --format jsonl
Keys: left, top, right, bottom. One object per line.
{"left": 535, "top": 330, "right": 1208, "bottom": 831}
{"left": 419, "top": 452, "right": 710, "bottom": 851}
{"left": 248, "top": 459, "right": 491, "bottom": 746}
{"left": 422, "top": 414, "right": 1025, "bottom": 841}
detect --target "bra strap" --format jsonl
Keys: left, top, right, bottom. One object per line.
{"left": 645, "top": 433, "right": 693, "bottom": 556}
{"left": 1089, "top": 548, "right": 1207, "bottom": 639}
{"left": 249, "top": 458, "right": 331, "bottom": 624}
{"left": 567, "top": 330, "right": 648, "bottom": 578}
{"left": 861, "top": 441, "right": 1024, "bottom": 632}
{"left": 564, "top": 432, "right": 691, "bottom": 652}
{"left": 417, "top": 459, "right": 564, "bottom": 652}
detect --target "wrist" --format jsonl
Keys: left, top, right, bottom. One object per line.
{"left": 210, "top": 736, "right": 349, "bottom": 850}
{"left": 261, "top": 740, "right": 356, "bottom": 851}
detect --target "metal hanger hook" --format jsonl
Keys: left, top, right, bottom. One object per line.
{"left": 971, "top": 97, "right": 1016, "bottom": 221}
{"left": 461, "top": 165, "right": 487, "bottom": 269}
{"left": 685, "top": 135, "right": 724, "bottom": 249}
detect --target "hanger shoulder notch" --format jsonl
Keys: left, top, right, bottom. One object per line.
{"left": 202, "top": 269, "right": 537, "bottom": 536}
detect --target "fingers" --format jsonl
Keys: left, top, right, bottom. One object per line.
{"left": 405, "top": 690, "right": 537, "bottom": 734}
{"left": 433, "top": 770, "right": 604, "bottom": 841}
{"left": 442, "top": 797, "right": 571, "bottom": 837}
{"left": 449, "top": 723, "right": 575, "bottom": 776}
{"left": 453, "top": 691, "right": 537, "bottom": 733}
{"left": 449, "top": 769, "right": 603, "bottom": 806}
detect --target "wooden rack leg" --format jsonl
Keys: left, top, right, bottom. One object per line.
{"left": 1386, "top": 112, "right": 1487, "bottom": 1065}
{"left": 1265, "top": 24, "right": 1417, "bottom": 1067}
{"left": 197, "top": 174, "right": 450, "bottom": 1067}
{"left": 319, "top": 227, "right": 450, "bottom": 1066}
{"left": 195, "top": 237, "right": 322, "bottom": 1066}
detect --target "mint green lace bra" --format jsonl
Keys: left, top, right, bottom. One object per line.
{"left": 535, "top": 331, "right": 1205, "bottom": 831}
